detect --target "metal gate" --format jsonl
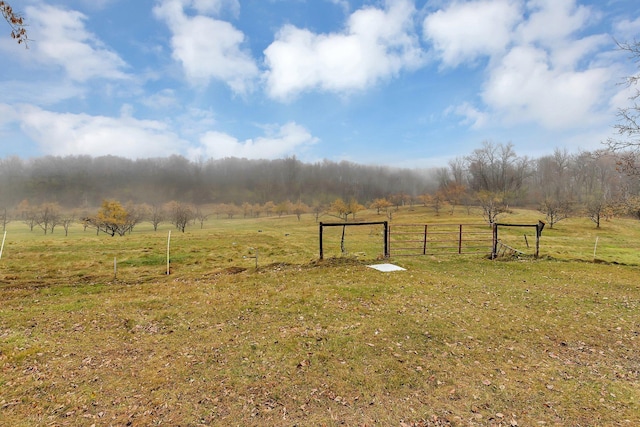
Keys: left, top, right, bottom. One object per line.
{"left": 388, "top": 223, "right": 493, "bottom": 256}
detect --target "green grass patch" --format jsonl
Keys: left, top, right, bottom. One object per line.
{"left": 0, "top": 208, "right": 639, "bottom": 425}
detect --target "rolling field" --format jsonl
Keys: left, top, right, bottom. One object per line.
{"left": 1, "top": 207, "right": 639, "bottom": 426}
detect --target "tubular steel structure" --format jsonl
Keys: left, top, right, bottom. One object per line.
{"left": 319, "top": 221, "right": 388, "bottom": 260}
{"left": 388, "top": 223, "right": 492, "bottom": 257}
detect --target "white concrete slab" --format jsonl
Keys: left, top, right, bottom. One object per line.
{"left": 367, "top": 263, "right": 406, "bottom": 272}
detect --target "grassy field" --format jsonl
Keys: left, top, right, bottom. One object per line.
{"left": 1, "top": 207, "right": 639, "bottom": 426}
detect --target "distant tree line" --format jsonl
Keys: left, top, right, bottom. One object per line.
{"left": 0, "top": 155, "right": 429, "bottom": 208}
{"left": 1, "top": 144, "right": 639, "bottom": 233}
{"left": 436, "top": 143, "right": 640, "bottom": 227}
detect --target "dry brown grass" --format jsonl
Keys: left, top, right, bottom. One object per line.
{"left": 1, "top": 209, "right": 639, "bottom": 426}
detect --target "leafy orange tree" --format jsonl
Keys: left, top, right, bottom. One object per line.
{"left": 417, "top": 193, "right": 433, "bottom": 207}
{"left": 443, "top": 183, "right": 467, "bottom": 215}
{"left": 91, "top": 200, "right": 134, "bottom": 236}
{"left": 275, "top": 200, "right": 290, "bottom": 217}
{"left": 347, "top": 198, "right": 365, "bottom": 220}
{"left": 626, "top": 195, "right": 640, "bottom": 220}
{"left": 370, "top": 198, "right": 392, "bottom": 214}
{"left": 291, "top": 199, "right": 309, "bottom": 221}
{"left": 263, "top": 201, "right": 276, "bottom": 216}
{"left": 330, "top": 198, "right": 348, "bottom": 220}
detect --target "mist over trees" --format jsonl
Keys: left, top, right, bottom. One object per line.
{"left": 0, "top": 144, "right": 639, "bottom": 229}
{"left": 0, "top": 155, "right": 429, "bottom": 208}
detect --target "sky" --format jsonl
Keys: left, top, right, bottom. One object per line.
{"left": 0, "top": 0, "right": 639, "bottom": 168}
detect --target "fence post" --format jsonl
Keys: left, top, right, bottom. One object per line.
{"left": 383, "top": 221, "right": 389, "bottom": 258}
{"left": 319, "top": 222, "right": 324, "bottom": 260}
{"left": 535, "top": 220, "right": 545, "bottom": 258}
{"left": 458, "top": 224, "right": 463, "bottom": 254}
{"left": 491, "top": 223, "right": 498, "bottom": 259}
{"left": 423, "top": 225, "right": 428, "bottom": 255}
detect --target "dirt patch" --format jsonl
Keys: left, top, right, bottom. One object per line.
{"left": 222, "top": 266, "right": 247, "bottom": 274}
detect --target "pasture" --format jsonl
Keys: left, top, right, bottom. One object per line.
{"left": 1, "top": 207, "right": 639, "bottom": 426}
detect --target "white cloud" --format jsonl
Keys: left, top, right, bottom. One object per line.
{"left": 154, "top": 0, "right": 258, "bottom": 93}
{"left": 482, "top": 45, "right": 611, "bottom": 129}
{"left": 190, "top": 122, "right": 318, "bottom": 159}
{"left": 327, "top": 0, "right": 350, "bottom": 15}
{"left": 545, "top": 34, "right": 609, "bottom": 71}
{"left": 5, "top": 103, "right": 314, "bottom": 161}
{"left": 0, "top": 80, "right": 85, "bottom": 106}
{"left": 422, "top": 0, "right": 521, "bottom": 67}
{"left": 17, "top": 106, "right": 185, "bottom": 158}
{"left": 426, "top": 0, "right": 620, "bottom": 131}
{"left": 515, "top": 0, "right": 593, "bottom": 47}
{"left": 76, "top": 0, "right": 119, "bottom": 10}
{"left": 448, "top": 102, "right": 489, "bottom": 129}
{"left": 176, "top": 107, "right": 217, "bottom": 137}
{"left": 141, "top": 89, "right": 179, "bottom": 109}
{"left": 614, "top": 16, "right": 640, "bottom": 40}
{"left": 190, "top": 0, "right": 240, "bottom": 16}
{"left": 0, "top": 103, "right": 19, "bottom": 128}
{"left": 26, "top": 4, "right": 128, "bottom": 81}
{"left": 263, "top": 0, "right": 424, "bottom": 100}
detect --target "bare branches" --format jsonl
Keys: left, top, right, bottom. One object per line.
{"left": 607, "top": 40, "right": 640, "bottom": 161}
{"left": 0, "top": 1, "right": 28, "bottom": 46}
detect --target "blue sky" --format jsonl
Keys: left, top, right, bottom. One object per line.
{"left": 0, "top": 0, "right": 639, "bottom": 167}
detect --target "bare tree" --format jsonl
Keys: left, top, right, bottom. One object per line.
{"left": 606, "top": 40, "right": 640, "bottom": 174}
{"left": 442, "top": 183, "right": 466, "bottom": 215}
{"left": 145, "top": 204, "right": 164, "bottom": 231}
{"left": 124, "top": 203, "right": 145, "bottom": 234}
{"left": 166, "top": 201, "right": 193, "bottom": 232}
{"left": 477, "top": 191, "right": 508, "bottom": 225}
{"left": 16, "top": 200, "right": 36, "bottom": 231}
{"left": 432, "top": 191, "right": 445, "bottom": 216}
{"left": 61, "top": 215, "right": 74, "bottom": 236}
{"left": 534, "top": 149, "right": 572, "bottom": 201}
{"left": 466, "top": 141, "right": 530, "bottom": 204}
{"left": 0, "top": 207, "right": 10, "bottom": 232}
{"left": 585, "top": 194, "right": 610, "bottom": 228}
{"left": 539, "top": 197, "right": 571, "bottom": 229}
{"left": 311, "top": 201, "right": 325, "bottom": 223}
{"left": 194, "top": 206, "right": 209, "bottom": 229}
{"left": 448, "top": 157, "right": 466, "bottom": 185}
{"left": 34, "top": 203, "right": 61, "bottom": 235}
